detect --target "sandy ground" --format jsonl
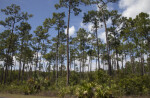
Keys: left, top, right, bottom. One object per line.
{"left": 120, "top": 96, "right": 150, "bottom": 98}
{"left": 0, "top": 93, "right": 58, "bottom": 98}
{"left": 0, "top": 93, "right": 149, "bottom": 98}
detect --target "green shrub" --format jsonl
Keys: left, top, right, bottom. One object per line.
{"left": 95, "top": 70, "right": 110, "bottom": 84}
{"left": 58, "top": 81, "right": 119, "bottom": 98}
{"left": 118, "top": 75, "right": 150, "bottom": 95}
{"left": 74, "top": 82, "right": 95, "bottom": 98}
{"left": 24, "top": 76, "right": 50, "bottom": 95}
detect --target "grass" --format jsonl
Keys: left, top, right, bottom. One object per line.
{"left": 0, "top": 93, "right": 58, "bottom": 98}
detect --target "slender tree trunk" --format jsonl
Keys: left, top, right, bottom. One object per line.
{"left": 122, "top": 54, "right": 124, "bottom": 70}
{"left": 60, "top": 58, "right": 62, "bottom": 76}
{"left": 48, "top": 62, "right": 51, "bottom": 80}
{"left": 91, "top": 58, "right": 92, "bottom": 72}
{"left": 4, "top": 50, "right": 10, "bottom": 84}
{"left": 141, "top": 53, "right": 144, "bottom": 76}
{"left": 80, "top": 59, "right": 81, "bottom": 78}
{"left": 35, "top": 47, "right": 39, "bottom": 77}
{"left": 53, "top": 63, "right": 56, "bottom": 81}
{"left": 1, "top": 68, "right": 4, "bottom": 84}
{"left": 88, "top": 56, "right": 90, "bottom": 72}
{"left": 116, "top": 49, "right": 119, "bottom": 70}
{"left": 95, "top": 23, "right": 100, "bottom": 70}
{"left": 100, "top": 9, "right": 112, "bottom": 76}
{"left": 56, "top": 29, "right": 60, "bottom": 84}
{"left": 124, "top": 54, "right": 127, "bottom": 74}
{"left": 82, "top": 49, "right": 85, "bottom": 73}
{"left": 130, "top": 54, "right": 134, "bottom": 74}
{"left": 74, "top": 58, "right": 75, "bottom": 72}
{"left": 4, "top": 62, "right": 7, "bottom": 84}
{"left": 96, "top": 58, "right": 97, "bottom": 70}
{"left": 22, "top": 61, "right": 25, "bottom": 81}
{"left": 10, "top": 62, "right": 13, "bottom": 82}
{"left": 66, "top": 0, "right": 71, "bottom": 85}
{"left": 19, "top": 60, "right": 22, "bottom": 81}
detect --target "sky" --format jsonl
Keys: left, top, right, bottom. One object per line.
{"left": 0, "top": 0, "right": 150, "bottom": 70}
{"left": 0, "top": 0, "right": 150, "bottom": 42}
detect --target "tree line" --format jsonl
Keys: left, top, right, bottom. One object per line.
{"left": 0, "top": 0, "right": 150, "bottom": 86}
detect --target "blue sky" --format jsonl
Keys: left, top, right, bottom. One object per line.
{"left": 0, "top": 0, "right": 119, "bottom": 40}
{"left": 0, "top": 0, "right": 150, "bottom": 70}
{"left": 0, "top": 0, "right": 150, "bottom": 43}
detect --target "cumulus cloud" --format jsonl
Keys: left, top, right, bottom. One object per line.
{"left": 119, "top": 0, "right": 150, "bottom": 18}
{"left": 106, "top": 18, "right": 112, "bottom": 25}
{"left": 73, "top": 56, "right": 103, "bottom": 71}
{"left": 96, "top": 3, "right": 114, "bottom": 11}
{"left": 65, "top": 26, "right": 76, "bottom": 36}
{"left": 80, "top": 22, "right": 93, "bottom": 32}
{"left": 98, "top": 32, "right": 106, "bottom": 43}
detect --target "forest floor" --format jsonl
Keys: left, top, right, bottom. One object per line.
{"left": 0, "top": 93, "right": 150, "bottom": 98}
{"left": 120, "top": 96, "right": 150, "bottom": 98}
{"left": 0, "top": 93, "right": 58, "bottom": 98}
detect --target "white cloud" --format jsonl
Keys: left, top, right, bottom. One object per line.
{"left": 96, "top": 3, "right": 113, "bottom": 11}
{"left": 98, "top": 32, "right": 106, "bottom": 43}
{"left": 119, "top": 0, "right": 150, "bottom": 18}
{"left": 106, "top": 18, "right": 112, "bottom": 25}
{"left": 73, "top": 56, "right": 105, "bottom": 71}
{"left": 80, "top": 22, "right": 93, "bottom": 32}
{"left": 87, "top": 23, "right": 93, "bottom": 31}
{"left": 65, "top": 26, "right": 75, "bottom": 36}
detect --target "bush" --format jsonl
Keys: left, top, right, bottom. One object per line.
{"left": 24, "top": 76, "right": 50, "bottom": 95}
{"left": 118, "top": 75, "right": 150, "bottom": 95}
{"left": 59, "top": 81, "right": 120, "bottom": 98}
{"left": 95, "top": 70, "right": 110, "bottom": 84}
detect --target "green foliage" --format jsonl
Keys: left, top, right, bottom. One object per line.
{"left": 59, "top": 86, "right": 75, "bottom": 97}
{"left": 0, "top": 81, "right": 25, "bottom": 94}
{"left": 70, "top": 72, "right": 80, "bottom": 85}
{"left": 118, "top": 75, "right": 150, "bottom": 95}
{"left": 59, "top": 81, "right": 120, "bottom": 98}
{"left": 0, "top": 3, "right": 150, "bottom": 98}
{"left": 24, "top": 76, "right": 50, "bottom": 95}
{"left": 95, "top": 70, "right": 110, "bottom": 84}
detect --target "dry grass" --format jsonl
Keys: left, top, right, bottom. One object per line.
{"left": 119, "top": 96, "right": 150, "bottom": 98}
{"left": 0, "top": 93, "right": 58, "bottom": 98}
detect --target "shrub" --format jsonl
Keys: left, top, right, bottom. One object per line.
{"left": 118, "top": 75, "right": 150, "bottom": 95}
{"left": 24, "top": 76, "right": 50, "bottom": 95}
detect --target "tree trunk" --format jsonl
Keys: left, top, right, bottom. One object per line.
{"left": 66, "top": 0, "right": 71, "bottom": 86}
{"left": 96, "top": 58, "right": 97, "bottom": 70}
{"left": 116, "top": 49, "right": 119, "bottom": 70}
{"left": 141, "top": 53, "right": 144, "bottom": 76}
{"left": 122, "top": 54, "right": 124, "bottom": 70}
{"left": 48, "top": 62, "right": 51, "bottom": 80}
{"left": 74, "top": 58, "right": 75, "bottom": 72}
{"left": 10, "top": 62, "right": 13, "bottom": 82}
{"left": 4, "top": 56, "right": 9, "bottom": 84}
{"left": 91, "top": 58, "right": 92, "bottom": 72}
{"left": 95, "top": 23, "right": 100, "bottom": 70}
{"left": 22, "top": 62, "right": 25, "bottom": 81}
{"left": 56, "top": 28, "right": 60, "bottom": 84}
{"left": 100, "top": 9, "right": 112, "bottom": 76}
{"left": 1, "top": 68, "right": 4, "bottom": 84}
{"left": 19, "top": 60, "right": 22, "bottom": 81}
{"left": 80, "top": 59, "right": 81, "bottom": 78}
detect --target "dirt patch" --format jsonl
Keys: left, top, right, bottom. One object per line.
{"left": 120, "top": 96, "right": 150, "bottom": 98}
{"left": 36, "top": 91, "right": 58, "bottom": 97}
{"left": 0, "top": 93, "right": 58, "bottom": 98}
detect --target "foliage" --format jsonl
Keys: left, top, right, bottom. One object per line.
{"left": 24, "top": 76, "right": 50, "bottom": 95}
{"left": 0, "top": 2, "right": 150, "bottom": 98}
{"left": 118, "top": 75, "right": 150, "bottom": 95}
{"left": 59, "top": 81, "right": 121, "bottom": 98}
